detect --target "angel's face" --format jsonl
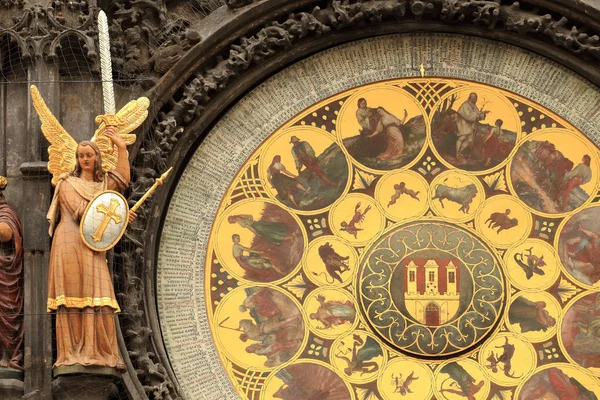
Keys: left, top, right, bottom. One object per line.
{"left": 77, "top": 145, "right": 97, "bottom": 173}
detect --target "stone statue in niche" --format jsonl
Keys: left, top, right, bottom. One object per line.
{"left": 0, "top": 176, "right": 24, "bottom": 375}
{"left": 30, "top": 85, "right": 150, "bottom": 375}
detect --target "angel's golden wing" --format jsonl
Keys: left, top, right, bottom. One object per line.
{"left": 30, "top": 85, "right": 78, "bottom": 186}
{"left": 92, "top": 97, "right": 150, "bottom": 172}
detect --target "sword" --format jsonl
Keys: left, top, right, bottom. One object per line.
{"left": 98, "top": 10, "right": 116, "bottom": 116}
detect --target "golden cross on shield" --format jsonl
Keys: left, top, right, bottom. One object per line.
{"left": 91, "top": 198, "right": 123, "bottom": 243}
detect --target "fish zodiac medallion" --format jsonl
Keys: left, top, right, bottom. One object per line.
{"left": 357, "top": 219, "right": 506, "bottom": 358}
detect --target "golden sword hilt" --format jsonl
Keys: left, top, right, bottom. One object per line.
{"left": 130, "top": 167, "right": 173, "bottom": 214}
{"left": 95, "top": 114, "right": 124, "bottom": 126}
{"left": 93, "top": 114, "right": 126, "bottom": 154}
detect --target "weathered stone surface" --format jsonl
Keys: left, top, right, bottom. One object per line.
{"left": 52, "top": 375, "right": 118, "bottom": 400}
{"left": 0, "top": 378, "right": 24, "bottom": 400}
{"left": 226, "top": 0, "right": 254, "bottom": 8}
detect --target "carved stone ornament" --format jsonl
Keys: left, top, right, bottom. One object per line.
{"left": 226, "top": 0, "right": 255, "bottom": 9}
{"left": 0, "top": 4, "right": 96, "bottom": 63}
{"left": 0, "top": 1, "right": 217, "bottom": 81}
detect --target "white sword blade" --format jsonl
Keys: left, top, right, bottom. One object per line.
{"left": 98, "top": 10, "right": 116, "bottom": 115}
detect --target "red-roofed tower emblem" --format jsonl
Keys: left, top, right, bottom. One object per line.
{"left": 403, "top": 258, "right": 461, "bottom": 325}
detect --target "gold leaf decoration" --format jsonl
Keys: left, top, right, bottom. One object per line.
{"left": 93, "top": 96, "right": 150, "bottom": 173}
{"left": 353, "top": 169, "right": 376, "bottom": 190}
{"left": 227, "top": 362, "right": 269, "bottom": 400}
{"left": 226, "top": 158, "right": 269, "bottom": 206}
{"left": 484, "top": 171, "right": 507, "bottom": 192}
{"left": 556, "top": 278, "right": 580, "bottom": 303}
{"left": 31, "top": 84, "right": 150, "bottom": 185}
{"left": 30, "top": 85, "right": 78, "bottom": 186}
{"left": 283, "top": 274, "right": 307, "bottom": 299}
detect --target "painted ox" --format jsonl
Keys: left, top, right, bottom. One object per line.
{"left": 432, "top": 183, "right": 478, "bottom": 214}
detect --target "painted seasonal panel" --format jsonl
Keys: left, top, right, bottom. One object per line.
{"left": 204, "top": 78, "right": 600, "bottom": 399}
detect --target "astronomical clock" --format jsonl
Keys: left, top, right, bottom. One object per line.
{"left": 156, "top": 33, "right": 600, "bottom": 400}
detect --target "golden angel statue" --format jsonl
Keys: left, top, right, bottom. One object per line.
{"left": 30, "top": 84, "right": 149, "bottom": 375}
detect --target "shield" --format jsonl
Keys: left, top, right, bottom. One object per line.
{"left": 80, "top": 190, "right": 129, "bottom": 252}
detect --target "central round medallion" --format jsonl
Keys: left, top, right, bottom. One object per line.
{"left": 357, "top": 219, "right": 506, "bottom": 358}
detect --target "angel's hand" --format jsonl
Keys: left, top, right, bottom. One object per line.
{"left": 128, "top": 210, "right": 138, "bottom": 223}
{"left": 104, "top": 126, "right": 127, "bottom": 150}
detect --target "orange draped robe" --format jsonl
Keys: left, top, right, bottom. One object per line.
{"left": 47, "top": 172, "right": 127, "bottom": 371}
